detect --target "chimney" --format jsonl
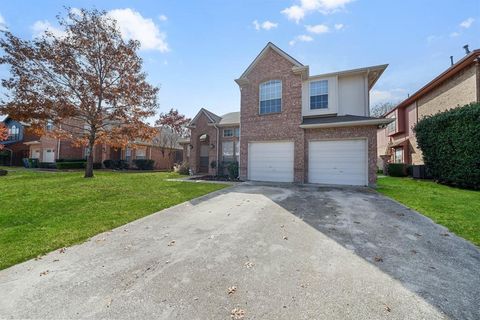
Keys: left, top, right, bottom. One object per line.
{"left": 463, "top": 44, "right": 470, "bottom": 55}
{"left": 450, "top": 56, "right": 454, "bottom": 66}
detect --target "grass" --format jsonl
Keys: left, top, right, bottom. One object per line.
{"left": 377, "top": 176, "right": 480, "bottom": 246}
{"left": 0, "top": 168, "right": 227, "bottom": 269}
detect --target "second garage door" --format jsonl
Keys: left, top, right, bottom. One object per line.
{"left": 248, "top": 141, "right": 294, "bottom": 182}
{"left": 308, "top": 139, "right": 367, "bottom": 186}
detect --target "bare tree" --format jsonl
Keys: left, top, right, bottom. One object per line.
{"left": 370, "top": 102, "right": 397, "bottom": 117}
{"left": 0, "top": 8, "right": 158, "bottom": 177}
{"left": 155, "top": 109, "right": 189, "bottom": 169}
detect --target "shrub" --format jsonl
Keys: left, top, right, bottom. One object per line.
{"left": 103, "top": 159, "right": 129, "bottom": 170}
{"left": 414, "top": 103, "right": 480, "bottom": 189}
{"left": 0, "top": 169, "right": 7, "bottom": 176}
{"left": 55, "top": 161, "right": 85, "bottom": 169}
{"left": 406, "top": 164, "right": 413, "bottom": 177}
{"left": 387, "top": 163, "right": 407, "bottom": 177}
{"left": 38, "top": 162, "right": 57, "bottom": 169}
{"left": 56, "top": 158, "right": 86, "bottom": 162}
{"left": 174, "top": 161, "right": 190, "bottom": 175}
{"left": 93, "top": 162, "right": 102, "bottom": 169}
{"left": 28, "top": 158, "right": 39, "bottom": 168}
{"left": 133, "top": 159, "right": 155, "bottom": 170}
{"left": 227, "top": 161, "right": 239, "bottom": 180}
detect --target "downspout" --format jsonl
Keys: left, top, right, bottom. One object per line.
{"left": 213, "top": 123, "right": 220, "bottom": 176}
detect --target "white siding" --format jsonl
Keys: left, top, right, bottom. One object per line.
{"left": 337, "top": 74, "right": 367, "bottom": 116}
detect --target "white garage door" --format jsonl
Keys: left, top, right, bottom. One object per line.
{"left": 308, "top": 139, "right": 367, "bottom": 186}
{"left": 248, "top": 141, "right": 294, "bottom": 182}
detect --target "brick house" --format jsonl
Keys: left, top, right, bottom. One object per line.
{"left": 0, "top": 116, "right": 181, "bottom": 169}
{"left": 377, "top": 48, "right": 480, "bottom": 166}
{"left": 184, "top": 43, "right": 391, "bottom": 186}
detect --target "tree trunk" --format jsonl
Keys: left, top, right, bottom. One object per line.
{"left": 84, "top": 141, "right": 95, "bottom": 178}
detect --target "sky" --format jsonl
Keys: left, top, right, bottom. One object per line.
{"left": 0, "top": 0, "right": 479, "bottom": 120}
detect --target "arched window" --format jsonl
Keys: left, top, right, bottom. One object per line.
{"left": 8, "top": 125, "right": 20, "bottom": 140}
{"left": 259, "top": 80, "right": 282, "bottom": 114}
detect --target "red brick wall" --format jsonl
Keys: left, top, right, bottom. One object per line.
{"left": 304, "top": 126, "right": 378, "bottom": 186}
{"left": 189, "top": 113, "right": 218, "bottom": 175}
{"left": 238, "top": 47, "right": 304, "bottom": 182}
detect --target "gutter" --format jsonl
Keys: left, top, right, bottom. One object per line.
{"left": 300, "top": 118, "right": 394, "bottom": 129}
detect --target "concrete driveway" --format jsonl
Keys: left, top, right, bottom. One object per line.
{"left": 0, "top": 184, "right": 479, "bottom": 319}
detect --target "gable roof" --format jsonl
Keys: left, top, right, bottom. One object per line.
{"left": 188, "top": 108, "right": 222, "bottom": 127}
{"left": 383, "top": 48, "right": 480, "bottom": 117}
{"left": 237, "top": 42, "right": 304, "bottom": 80}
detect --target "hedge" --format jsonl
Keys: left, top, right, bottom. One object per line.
{"left": 133, "top": 159, "right": 155, "bottom": 170}
{"left": 414, "top": 103, "right": 480, "bottom": 189}
{"left": 103, "top": 159, "right": 129, "bottom": 170}
{"left": 387, "top": 163, "right": 407, "bottom": 177}
{"left": 55, "top": 162, "right": 85, "bottom": 169}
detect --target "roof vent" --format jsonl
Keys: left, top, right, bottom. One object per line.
{"left": 463, "top": 44, "right": 470, "bottom": 55}
{"left": 450, "top": 56, "right": 454, "bottom": 66}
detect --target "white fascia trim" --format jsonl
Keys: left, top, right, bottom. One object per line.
{"left": 300, "top": 118, "right": 394, "bottom": 129}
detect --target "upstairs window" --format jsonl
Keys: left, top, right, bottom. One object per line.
{"left": 8, "top": 125, "right": 20, "bottom": 141}
{"left": 46, "top": 120, "right": 54, "bottom": 131}
{"left": 223, "top": 128, "right": 234, "bottom": 137}
{"left": 259, "top": 80, "right": 282, "bottom": 114}
{"left": 387, "top": 117, "right": 396, "bottom": 133}
{"left": 310, "top": 80, "right": 328, "bottom": 109}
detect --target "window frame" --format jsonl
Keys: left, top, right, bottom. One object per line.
{"left": 259, "top": 80, "right": 282, "bottom": 115}
{"left": 223, "top": 128, "right": 234, "bottom": 137}
{"left": 394, "top": 147, "right": 403, "bottom": 163}
{"left": 309, "top": 79, "right": 329, "bottom": 110}
{"left": 222, "top": 141, "right": 235, "bottom": 163}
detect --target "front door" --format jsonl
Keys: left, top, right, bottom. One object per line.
{"left": 199, "top": 145, "right": 209, "bottom": 173}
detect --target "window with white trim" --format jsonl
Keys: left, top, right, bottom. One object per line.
{"left": 222, "top": 141, "right": 234, "bottom": 162}
{"left": 234, "top": 127, "right": 240, "bottom": 137}
{"left": 394, "top": 147, "right": 403, "bottom": 163}
{"left": 387, "top": 117, "right": 396, "bottom": 133}
{"left": 310, "top": 80, "right": 328, "bottom": 109}
{"left": 8, "top": 125, "right": 19, "bottom": 141}
{"left": 259, "top": 80, "right": 282, "bottom": 114}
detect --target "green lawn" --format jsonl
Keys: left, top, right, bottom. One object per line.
{"left": 377, "top": 176, "right": 480, "bottom": 246}
{"left": 0, "top": 168, "right": 226, "bottom": 269}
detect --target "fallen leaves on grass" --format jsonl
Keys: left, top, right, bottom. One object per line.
{"left": 228, "top": 286, "right": 237, "bottom": 295}
{"left": 231, "top": 308, "right": 245, "bottom": 319}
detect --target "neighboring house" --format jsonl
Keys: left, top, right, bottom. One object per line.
{"left": 377, "top": 48, "right": 480, "bottom": 166}
{"left": 0, "top": 115, "right": 182, "bottom": 169}
{"left": 184, "top": 42, "right": 391, "bottom": 186}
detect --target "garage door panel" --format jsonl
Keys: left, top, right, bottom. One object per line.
{"left": 308, "top": 139, "right": 367, "bottom": 186}
{"left": 248, "top": 142, "right": 294, "bottom": 182}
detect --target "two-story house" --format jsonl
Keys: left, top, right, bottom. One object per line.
{"left": 377, "top": 48, "right": 480, "bottom": 166}
{"left": 184, "top": 43, "right": 391, "bottom": 186}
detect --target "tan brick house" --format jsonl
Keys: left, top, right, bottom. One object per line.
{"left": 377, "top": 48, "right": 480, "bottom": 166}
{"left": 185, "top": 43, "right": 391, "bottom": 186}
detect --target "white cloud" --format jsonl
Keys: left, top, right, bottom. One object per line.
{"left": 253, "top": 20, "right": 278, "bottom": 31}
{"left": 370, "top": 88, "right": 407, "bottom": 105}
{"left": 0, "top": 12, "right": 6, "bottom": 30}
{"left": 159, "top": 14, "right": 168, "bottom": 22}
{"left": 31, "top": 20, "right": 66, "bottom": 38}
{"left": 289, "top": 34, "right": 314, "bottom": 46}
{"left": 282, "top": 0, "right": 354, "bottom": 23}
{"left": 305, "top": 24, "right": 329, "bottom": 34}
{"left": 334, "top": 23, "right": 344, "bottom": 30}
{"left": 460, "top": 17, "right": 474, "bottom": 29}
{"left": 450, "top": 31, "right": 460, "bottom": 38}
{"left": 107, "top": 8, "right": 169, "bottom": 52}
